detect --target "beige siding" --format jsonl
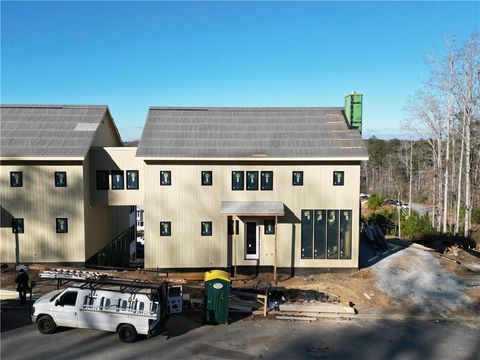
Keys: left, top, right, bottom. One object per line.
{"left": 89, "top": 147, "right": 144, "bottom": 206}
{"left": 83, "top": 152, "right": 131, "bottom": 260}
{"left": 91, "top": 113, "right": 122, "bottom": 147}
{"left": 0, "top": 163, "right": 86, "bottom": 263}
{"left": 143, "top": 163, "right": 361, "bottom": 269}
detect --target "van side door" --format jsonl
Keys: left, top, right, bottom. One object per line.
{"left": 53, "top": 290, "right": 79, "bottom": 328}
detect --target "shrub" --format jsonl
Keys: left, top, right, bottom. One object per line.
{"left": 367, "top": 193, "right": 384, "bottom": 210}
{"left": 402, "top": 211, "right": 436, "bottom": 241}
{"left": 472, "top": 208, "right": 480, "bottom": 224}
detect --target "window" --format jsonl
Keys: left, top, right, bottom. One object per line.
{"left": 160, "top": 221, "right": 171, "bottom": 236}
{"left": 314, "top": 210, "right": 326, "bottom": 259}
{"left": 201, "top": 221, "right": 212, "bottom": 236}
{"left": 126, "top": 170, "right": 139, "bottom": 189}
{"left": 56, "top": 218, "right": 68, "bottom": 233}
{"left": 54, "top": 171, "right": 67, "bottom": 187}
{"left": 301, "top": 210, "right": 313, "bottom": 259}
{"left": 301, "top": 209, "right": 352, "bottom": 260}
{"left": 339, "top": 210, "right": 352, "bottom": 259}
{"left": 333, "top": 171, "right": 344, "bottom": 186}
{"left": 232, "top": 171, "right": 244, "bottom": 190}
{"left": 160, "top": 171, "right": 171, "bottom": 186}
{"left": 12, "top": 218, "right": 24, "bottom": 234}
{"left": 111, "top": 170, "right": 124, "bottom": 190}
{"left": 10, "top": 172, "right": 22, "bottom": 187}
{"left": 201, "top": 171, "right": 212, "bottom": 186}
{"left": 58, "top": 291, "right": 78, "bottom": 306}
{"left": 264, "top": 219, "right": 275, "bottom": 235}
{"left": 292, "top": 171, "right": 303, "bottom": 186}
{"left": 261, "top": 171, "right": 273, "bottom": 190}
{"left": 327, "top": 210, "right": 339, "bottom": 258}
{"left": 246, "top": 171, "right": 259, "bottom": 190}
{"left": 96, "top": 170, "right": 109, "bottom": 190}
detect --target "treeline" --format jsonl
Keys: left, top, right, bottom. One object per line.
{"left": 361, "top": 31, "right": 480, "bottom": 237}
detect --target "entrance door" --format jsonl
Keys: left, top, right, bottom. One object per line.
{"left": 245, "top": 221, "right": 259, "bottom": 260}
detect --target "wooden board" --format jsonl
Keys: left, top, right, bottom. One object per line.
{"left": 279, "top": 303, "right": 355, "bottom": 314}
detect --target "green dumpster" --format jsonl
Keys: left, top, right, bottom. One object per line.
{"left": 204, "top": 270, "right": 230, "bottom": 324}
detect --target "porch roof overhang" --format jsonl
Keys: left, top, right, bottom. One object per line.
{"left": 220, "top": 201, "right": 284, "bottom": 216}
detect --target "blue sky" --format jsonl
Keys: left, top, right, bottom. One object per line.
{"left": 1, "top": 1, "right": 478, "bottom": 141}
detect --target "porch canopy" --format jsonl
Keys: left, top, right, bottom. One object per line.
{"left": 220, "top": 201, "right": 284, "bottom": 216}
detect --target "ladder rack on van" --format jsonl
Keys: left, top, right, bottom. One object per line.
{"left": 37, "top": 269, "right": 168, "bottom": 300}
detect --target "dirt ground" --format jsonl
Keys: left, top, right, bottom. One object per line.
{"left": 1, "top": 244, "right": 479, "bottom": 317}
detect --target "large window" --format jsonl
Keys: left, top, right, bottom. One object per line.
{"left": 292, "top": 171, "right": 303, "bottom": 186}
{"left": 56, "top": 218, "right": 68, "bottom": 233}
{"left": 160, "top": 221, "right": 171, "bottom": 236}
{"left": 12, "top": 218, "right": 24, "bottom": 234}
{"left": 246, "top": 171, "right": 259, "bottom": 190}
{"left": 111, "top": 171, "right": 124, "bottom": 190}
{"left": 333, "top": 171, "right": 345, "bottom": 186}
{"left": 160, "top": 171, "right": 171, "bottom": 186}
{"left": 10, "top": 172, "right": 23, "bottom": 187}
{"left": 96, "top": 171, "right": 109, "bottom": 190}
{"left": 55, "top": 171, "right": 67, "bottom": 187}
{"left": 261, "top": 171, "right": 273, "bottom": 190}
{"left": 201, "top": 221, "right": 213, "bottom": 236}
{"left": 202, "top": 171, "right": 213, "bottom": 186}
{"left": 126, "top": 170, "right": 139, "bottom": 189}
{"left": 301, "top": 209, "right": 352, "bottom": 260}
{"left": 232, "top": 171, "right": 244, "bottom": 190}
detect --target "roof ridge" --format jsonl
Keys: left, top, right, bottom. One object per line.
{"left": 149, "top": 106, "right": 344, "bottom": 111}
{"left": 0, "top": 104, "right": 108, "bottom": 109}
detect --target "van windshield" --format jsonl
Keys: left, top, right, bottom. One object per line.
{"left": 49, "top": 291, "right": 63, "bottom": 302}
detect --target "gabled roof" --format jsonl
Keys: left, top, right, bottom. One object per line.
{"left": 0, "top": 105, "right": 117, "bottom": 158}
{"left": 136, "top": 107, "right": 368, "bottom": 159}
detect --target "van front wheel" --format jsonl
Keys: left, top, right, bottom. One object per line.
{"left": 118, "top": 324, "right": 137, "bottom": 343}
{"left": 37, "top": 315, "right": 56, "bottom": 334}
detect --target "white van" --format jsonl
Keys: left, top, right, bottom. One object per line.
{"left": 32, "top": 282, "right": 168, "bottom": 342}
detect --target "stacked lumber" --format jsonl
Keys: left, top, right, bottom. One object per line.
{"left": 274, "top": 302, "right": 355, "bottom": 321}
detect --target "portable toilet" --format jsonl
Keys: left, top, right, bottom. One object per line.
{"left": 204, "top": 270, "right": 230, "bottom": 324}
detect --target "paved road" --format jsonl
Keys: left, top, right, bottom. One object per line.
{"left": 2, "top": 305, "right": 479, "bottom": 360}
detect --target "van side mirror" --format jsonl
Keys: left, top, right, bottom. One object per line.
{"left": 55, "top": 299, "right": 61, "bottom": 306}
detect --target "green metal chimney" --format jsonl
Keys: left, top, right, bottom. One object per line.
{"left": 345, "top": 92, "right": 363, "bottom": 133}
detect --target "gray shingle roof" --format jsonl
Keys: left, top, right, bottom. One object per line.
{"left": 0, "top": 105, "right": 108, "bottom": 157}
{"left": 137, "top": 107, "right": 368, "bottom": 159}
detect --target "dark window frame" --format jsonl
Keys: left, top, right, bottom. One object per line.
{"left": 54, "top": 171, "right": 67, "bottom": 187}
{"left": 264, "top": 219, "right": 275, "bottom": 235}
{"left": 126, "top": 170, "right": 139, "bottom": 190}
{"left": 160, "top": 171, "right": 172, "bottom": 186}
{"left": 56, "top": 218, "right": 68, "bottom": 233}
{"left": 160, "top": 221, "right": 171, "bottom": 236}
{"left": 333, "top": 171, "right": 345, "bottom": 186}
{"left": 261, "top": 171, "right": 273, "bottom": 191}
{"left": 10, "top": 171, "right": 23, "bottom": 187}
{"left": 232, "top": 171, "right": 244, "bottom": 191}
{"left": 96, "top": 170, "right": 109, "bottom": 190}
{"left": 201, "top": 221, "right": 213, "bottom": 236}
{"left": 246, "top": 171, "right": 259, "bottom": 191}
{"left": 111, "top": 170, "right": 125, "bottom": 190}
{"left": 201, "top": 171, "right": 213, "bottom": 186}
{"left": 292, "top": 171, "right": 304, "bottom": 186}
{"left": 12, "top": 218, "right": 24, "bottom": 234}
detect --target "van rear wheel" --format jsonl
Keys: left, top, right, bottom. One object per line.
{"left": 37, "top": 315, "right": 56, "bottom": 334}
{"left": 118, "top": 324, "right": 137, "bottom": 343}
